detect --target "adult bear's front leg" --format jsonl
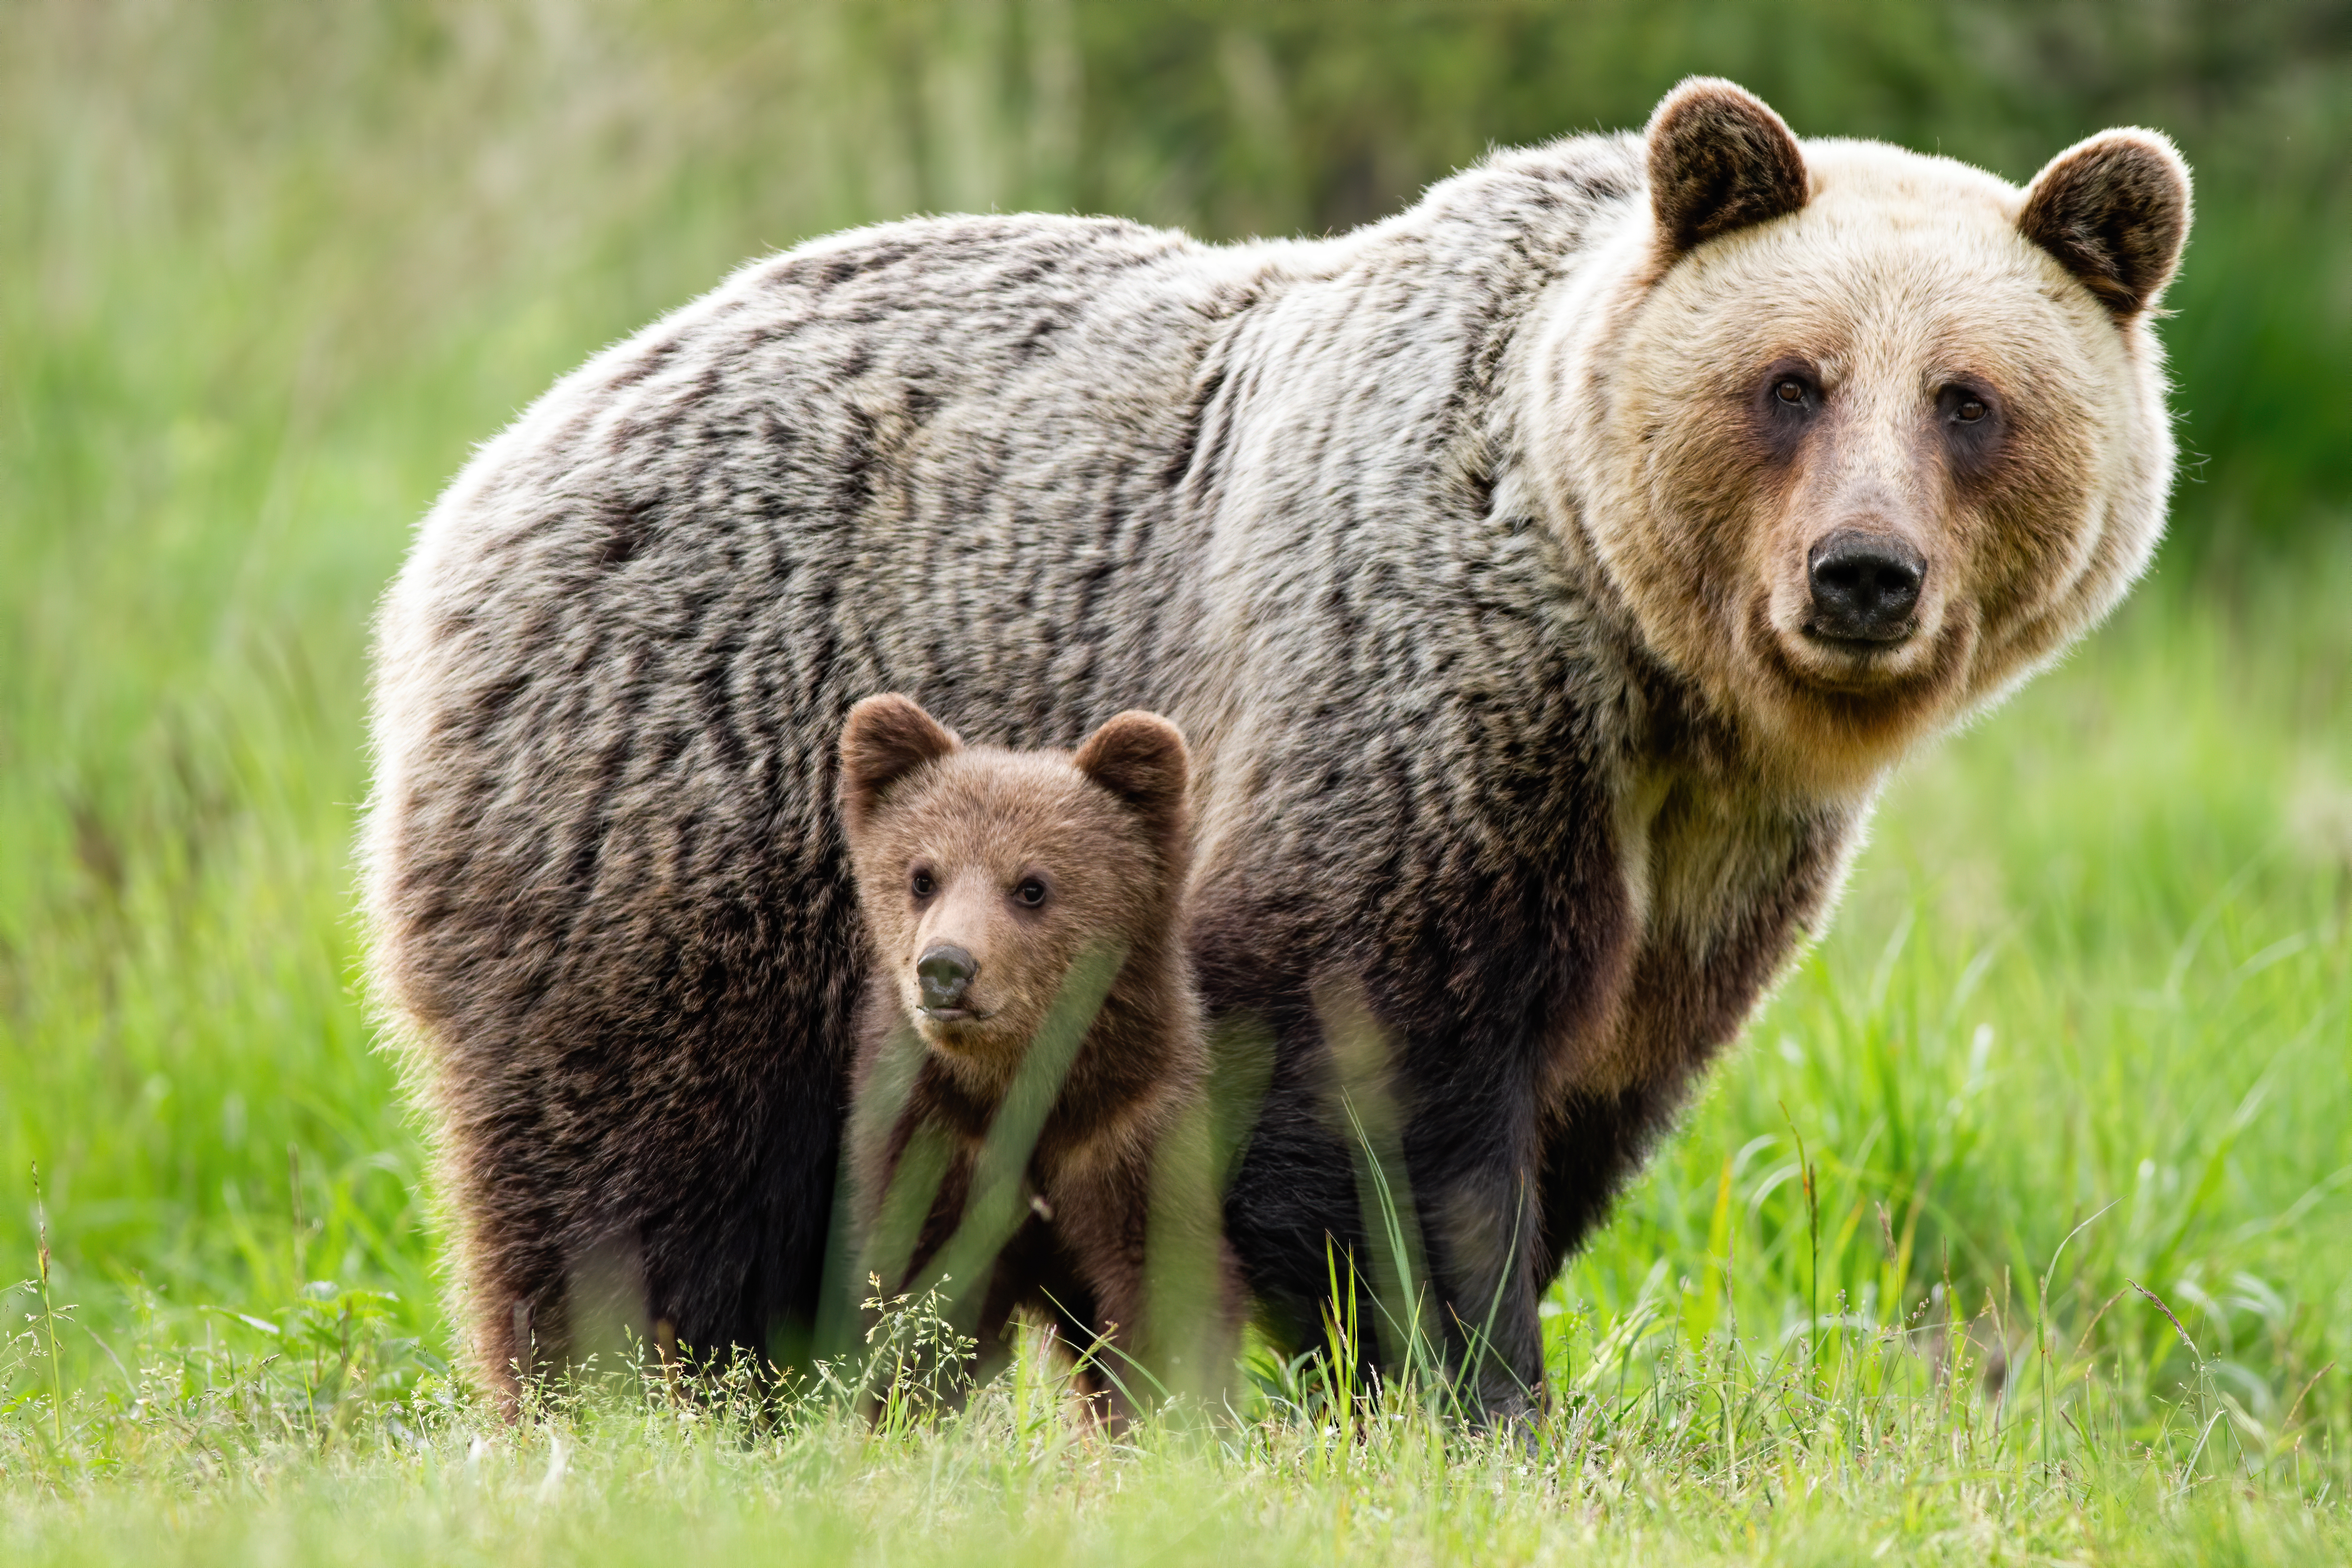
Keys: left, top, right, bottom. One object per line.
{"left": 1211, "top": 988, "right": 1559, "bottom": 1422}
{"left": 1400, "top": 1089, "right": 1550, "bottom": 1420}
{"left": 1322, "top": 982, "right": 1555, "bottom": 1419}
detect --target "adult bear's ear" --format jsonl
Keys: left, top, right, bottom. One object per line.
{"left": 1073, "top": 711, "right": 1190, "bottom": 865}
{"left": 838, "top": 694, "right": 960, "bottom": 838}
{"left": 1646, "top": 77, "right": 1809, "bottom": 257}
{"left": 2018, "top": 129, "right": 2192, "bottom": 320}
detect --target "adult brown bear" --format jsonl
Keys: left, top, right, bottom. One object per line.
{"left": 363, "top": 79, "right": 2189, "bottom": 1415}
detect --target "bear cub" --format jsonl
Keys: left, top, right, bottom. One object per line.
{"left": 836, "top": 694, "right": 1240, "bottom": 1415}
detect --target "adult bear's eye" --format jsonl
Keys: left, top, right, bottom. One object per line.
{"left": 1751, "top": 362, "right": 1823, "bottom": 459}
{"left": 1939, "top": 382, "right": 1999, "bottom": 428}
{"left": 1014, "top": 878, "right": 1047, "bottom": 908}
{"left": 910, "top": 869, "right": 935, "bottom": 899}
{"left": 1757, "top": 364, "right": 1821, "bottom": 422}
{"left": 1935, "top": 382, "right": 2004, "bottom": 484}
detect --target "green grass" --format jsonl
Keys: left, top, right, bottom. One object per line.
{"left": 4, "top": 2, "right": 2350, "bottom": 1560}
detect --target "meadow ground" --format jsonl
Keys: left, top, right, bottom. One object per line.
{"left": 4, "top": 542, "right": 2349, "bottom": 1565}
{"left": 4, "top": 4, "right": 2350, "bottom": 1561}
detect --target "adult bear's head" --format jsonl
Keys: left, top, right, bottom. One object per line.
{"left": 1526, "top": 78, "right": 2191, "bottom": 792}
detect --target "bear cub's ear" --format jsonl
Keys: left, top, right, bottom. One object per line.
{"left": 1645, "top": 77, "right": 1809, "bottom": 258}
{"left": 839, "top": 694, "right": 960, "bottom": 838}
{"left": 1072, "top": 711, "right": 1190, "bottom": 866}
{"left": 2018, "top": 129, "right": 2192, "bottom": 320}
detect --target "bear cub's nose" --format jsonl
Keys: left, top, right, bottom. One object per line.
{"left": 917, "top": 945, "right": 977, "bottom": 1012}
{"left": 1806, "top": 530, "right": 1925, "bottom": 643}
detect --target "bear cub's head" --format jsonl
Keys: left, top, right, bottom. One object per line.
{"left": 837, "top": 695, "right": 1191, "bottom": 1081}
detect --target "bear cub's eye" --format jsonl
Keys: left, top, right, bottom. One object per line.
{"left": 910, "top": 869, "right": 935, "bottom": 899}
{"left": 1014, "top": 878, "right": 1047, "bottom": 908}
{"left": 1774, "top": 378, "right": 1808, "bottom": 405}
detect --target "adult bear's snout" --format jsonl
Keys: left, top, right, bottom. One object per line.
{"left": 1805, "top": 530, "right": 1925, "bottom": 643}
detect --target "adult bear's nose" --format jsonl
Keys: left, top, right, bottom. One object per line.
{"left": 1806, "top": 530, "right": 1925, "bottom": 643}
{"left": 917, "top": 945, "right": 977, "bottom": 1012}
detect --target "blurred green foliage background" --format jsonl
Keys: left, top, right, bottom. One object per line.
{"left": 2, "top": 0, "right": 2347, "bottom": 1453}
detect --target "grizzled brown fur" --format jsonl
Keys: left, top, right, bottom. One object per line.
{"left": 365, "top": 77, "right": 2190, "bottom": 1416}
{"left": 839, "top": 697, "right": 1239, "bottom": 1415}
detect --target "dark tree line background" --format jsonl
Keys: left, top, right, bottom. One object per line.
{"left": 9, "top": 0, "right": 2345, "bottom": 566}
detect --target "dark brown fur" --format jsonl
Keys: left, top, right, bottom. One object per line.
{"left": 838, "top": 696, "right": 1241, "bottom": 1417}
{"left": 2018, "top": 132, "right": 2193, "bottom": 318}
{"left": 1646, "top": 79, "right": 1809, "bottom": 256}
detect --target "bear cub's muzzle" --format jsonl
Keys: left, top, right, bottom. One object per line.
{"left": 916, "top": 943, "right": 979, "bottom": 1019}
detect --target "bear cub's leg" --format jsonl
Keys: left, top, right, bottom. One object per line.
{"left": 836, "top": 694, "right": 1243, "bottom": 1422}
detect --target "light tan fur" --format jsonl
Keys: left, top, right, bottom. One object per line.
{"left": 1524, "top": 100, "right": 2185, "bottom": 799}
